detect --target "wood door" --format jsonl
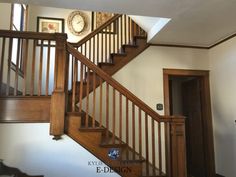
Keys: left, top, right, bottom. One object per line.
{"left": 182, "top": 78, "right": 206, "bottom": 177}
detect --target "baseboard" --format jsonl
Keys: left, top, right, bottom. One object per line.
{"left": 216, "top": 174, "right": 225, "bottom": 177}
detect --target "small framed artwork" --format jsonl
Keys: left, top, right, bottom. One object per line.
{"left": 91, "top": 12, "right": 117, "bottom": 34}
{"left": 37, "top": 16, "right": 65, "bottom": 33}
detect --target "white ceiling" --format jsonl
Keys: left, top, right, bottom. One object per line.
{"left": 2, "top": 0, "right": 236, "bottom": 47}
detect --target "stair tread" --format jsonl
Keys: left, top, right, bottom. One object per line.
{"left": 110, "top": 53, "right": 127, "bottom": 56}
{"left": 134, "top": 35, "right": 147, "bottom": 39}
{"left": 123, "top": 44, "right": 138, "bottom": 48}
{"left": 98, "top": 62, "right": 114, "bottom": 66}
{"left": 100, "top": 135, "right": 127, "bottom": 147}
{"left": 79, "top": 126, "right": 105, "bottom": 132}
{"left": 66, "top": 112, "right": 83, "bottom": 116}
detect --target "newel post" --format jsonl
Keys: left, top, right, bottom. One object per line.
{"left": 50, "top": 33, "right": 68, "bottom": 140}
{"left": 170, "top": 116, "right": 187, "bottom": 177}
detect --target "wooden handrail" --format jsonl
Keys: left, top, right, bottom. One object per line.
{"left": 70, "top": 14, "right": 122, "bottom": 47}
{"left": 0, "top": 29, "right": 60, "bottom": 40}
{"left": 67, "top": 43, "right": 184, "bottom": 122}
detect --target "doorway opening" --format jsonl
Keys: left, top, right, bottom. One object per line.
{"left": 163, "top": 69, "right": 215, "bottom": 177}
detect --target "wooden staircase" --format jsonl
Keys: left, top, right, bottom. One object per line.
{"left": 0, "top": 14, "right": 187, "bottom": 177}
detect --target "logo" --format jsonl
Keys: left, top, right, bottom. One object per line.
{"left": 108, "top": 148, "right": 120, "bottom": 160}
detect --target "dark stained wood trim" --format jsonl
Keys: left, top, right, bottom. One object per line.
{"left": 150, "top": 43, "right": 209, "bottom": 49}
{"left": 0, "top": 29, "right": 61, "bottom": 40}
{"left": 209, "top": 33, "right": 236, "bottom": 48}
{"left": 163, "top": 68, "right": 216, "bottom": 177}
{"left": 0, "top": 96, "right": 51, "bottom": 123}
{"left": 150, "top": 32, "right": 236, "bottom": 49}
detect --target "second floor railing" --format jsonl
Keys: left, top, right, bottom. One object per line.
{"left": 0, "top": 30, "right": 67, "bottom": 97}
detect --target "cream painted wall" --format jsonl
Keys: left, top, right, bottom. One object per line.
{"left": 113, "top": 46, "right": 209, "bottom": 115}
{"left": 0, "top": 3, "right": 11, "bottom": 30}
{"left": 209, "top": 37, "right": 236, "bottom": 177}
{"left": 0, "top": 123, "right": 120, "bottom": 177}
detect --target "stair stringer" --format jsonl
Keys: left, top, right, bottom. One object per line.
{"left": 66, "top": 114, "right": 142, "bottom": 177}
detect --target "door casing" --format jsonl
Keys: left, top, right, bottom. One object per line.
{"left": 163, "top": 68, "right": 216, "bottom": 177}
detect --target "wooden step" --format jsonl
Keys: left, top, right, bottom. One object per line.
{"left": 98, "top": 62, "right": 114, "bottom": 70}
{"left": 122, "top": 44, "right": 138, "bottom": 53}
{"left": 100, "top": 135, "right": 127, "bottom": 148}
{"left": 110, "top": 53, "right": 127, "bottom": 65}
{"left": 79, "top": 126, "right": 105, "bottom": 132}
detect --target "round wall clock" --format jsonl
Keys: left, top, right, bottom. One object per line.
{"left": 67, "top": 11, "right": 87, "bottom": 36}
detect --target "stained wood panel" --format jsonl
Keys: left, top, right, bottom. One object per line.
{"left": 0, "top": 97, "right": 50, "bottom": 123}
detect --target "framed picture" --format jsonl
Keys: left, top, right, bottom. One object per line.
{"left": 91, "top": 12, "right": 117, "bottom": 34}
{"left": 37, "top": 16, "right": 65, "bottom": 33}
{"left": 36, "top": 17, "right": 64, "bottom": 46}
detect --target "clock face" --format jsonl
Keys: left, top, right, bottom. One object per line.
{"left": 72, "top": 14, "right": 85, "bottom": 32}
{"left": 68, "top": 11, "right": 87, "bottom": 36}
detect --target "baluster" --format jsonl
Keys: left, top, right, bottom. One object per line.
{"left": 145, "top": 113, "right": 149, "bottom": 174}
{"left": 0, "top": 37, "right": 6, "bottom": 95}
{"left": 93, "top": 37, "right": 95, "bottom": 64}
{"left": 92, "top": 71, "right": 96, "bottom": 127}
{"left": 106, "top": 82, "right": 109, "bottom": 137}
{"left": 126, "top": 97, "right": 129, "bottom": 145}
{"left": 101, "top": 32, "right": 104, "bottom": 62}
{"left": 132, "top": 103, "right": 135, "bottom": 151}
{"left": 88, "top": 39, "right": 91, "bottom": 62}
{"left": 30, "top": 40, "right": 36, "bottom": 96}
{"left": 99, "top": 77, "right": 103, "bottom": 127}
{"left": 119, "top": 93, "right": 122, "bottom": 141}
{"left": 124, "top": 15, "right": 127, "bottom": 44}
{"left": 6, "top": 38, "right": 13, "bottom": 96}
{"left": 158, "top": 122, "right": 162, "bottom": 173}
{"left": 139, "top": 108, "right": 142, "bottom": 158}
{"left": 152, "top": 119, "right": 156, "bottom": 175}
{"left": 121, "top": 16, "right": 123, "bottom": 47}
{"left": 131, "top": 20, "right": 135, "bottom": 43}
{"left": 113, "top": 22, "right": 115, "bottom": 53}
{"left": 79, "top": 63, "right": 84, "bottom": 112}
{"left": 85, "top": 67, "right": 90, "bottom": 127}
{"left": 97, "top": 34, "right": 100, "bottom": 64}
{"left": 165, "top": 122, "right": 171, "bottom": 177}
{"left": 128, "top": 17, "right": 131, "bottom": 44}
{"left": 112, "top": 88, "right": 116, "bottom": 143}
{"left": 85, "top": 42, "right": 87, "bottom": 59}
{"left": 72, "top": 58, "right": 77, "bottom": 112}
{"left": 22, "top": 39, "right": 29, "bottom": 96}
{"left": 38, "top": 40, "right": 43, "bottom": 96}
{"left": 46, "top": 40, "right": 51, "bottom": 96}
{"left": 14, "top": 38, "right": 20, "bottom": 96}
{"left": 105, "top": 27, "right": 108, "bottom": 62}
{"left": 117, "top": 20, "right": 119, "bottom": 53}
{"left": 109, "top": 25, "right": 112, "bottom": 62}
{"left": 132, "top": 103, "right": 136, "bottom": 159}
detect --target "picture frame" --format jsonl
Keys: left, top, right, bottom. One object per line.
{"left": 36, "top": 17, "right": 65, "bottom": 45}
{"left": 91, "top": 12, "right": 117, "bottom": 34}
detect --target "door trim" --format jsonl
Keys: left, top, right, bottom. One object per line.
{"left": 163, "top": 68, "right": 216, "bottom": 177}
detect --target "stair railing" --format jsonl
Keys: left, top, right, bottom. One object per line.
{"left": 66, "top": 43, "right": 187, "bottom": 177}
{"left": 0, "top": 30, "right": 67, "bottom": 97}
{"left": 70, "top": 14, "right": 147, "bottom": 66}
